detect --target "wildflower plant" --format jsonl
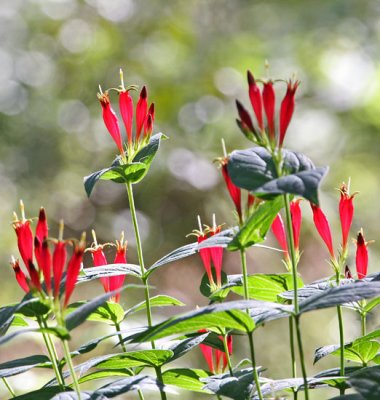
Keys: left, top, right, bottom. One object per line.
{"left": 1, "top": 65, "right": 380, "bottom": 400}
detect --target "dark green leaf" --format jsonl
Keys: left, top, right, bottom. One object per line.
{"left": 15, "top": 298, "right": 51, "bottom": 318}
{"left": 0, "top": 326, "right": 69, "bottom": 346}
{"left": 13, "top": 387, "right": 71, "bottom": 400}
{"left": 162, "top": 368, "right": 211, "bottom": 393}
{"left": 125, "top": 295, "right": 185, "bottom": 317}
{"left": 166, "top": 332, "right": 209, "bottom": 363}
{"left": 0, "top": 355, "right": 50, "bottom": 378}
{"left": 200, "top": 270, "right": 229, "bottom": 301}
{"left": 78, "top": 369, "right": 133, "bottom": 384}
{"left": 101, "top": 162, "right": 147, "bottom": 183}
{"left": 228, "top": 197, "right": 284, "bottom": 251}
{"left": 228, "top": 147, "right": 328, "bottom": 205}
{"left": 348, "top": 366, "right": 380, "bottom": 399}
{"left": 97, "top": 350, "right": 173, "bottom": 369}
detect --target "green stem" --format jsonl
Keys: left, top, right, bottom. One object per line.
{"left": 335, "top": 270, "right": 345, "bottom": 395}
{"left": 125, "top": 181, "right": 166, "bottom": 400}
{"left": 37, "top": 316, "right": 65, "bottom": 389}
{"left": 361, "top": 313, "right": 367, "bottom": 336}
{"left": 289, "top": 318, "right": 298, "bottom": 400}
{"left": 115, "top": 322, "right": 127, "bottom": 353}
{"left": 283, "top": 194, "right": 309, "bottom": 400}
{"left": 62, "top": 339, "right": 81, "bottom": 400}
{"left": 248, "top": 332, "right": 263, "bottom": 400}
{"left": 222, "top": 334, "right": 233, "bottom": 376}
{"left": 2, "top": 377, "right": 15, "bottom": 397}
{"left": 240, "top": 250, "right": 263, "bottom": 400}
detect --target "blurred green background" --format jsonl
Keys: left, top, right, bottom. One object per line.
{"left": 1, "top": 0, "right": 380, "bottom": 398}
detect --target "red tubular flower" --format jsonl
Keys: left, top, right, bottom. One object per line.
{"left": 98, "top": 91, "right": 124, "bottom": 155}
{"left": 144, "top": 103, "right": 155, "bottom": 139}
{"left": 247, "top": 70, "right": 264, "bottom": 130}
{"left": 35, "top": 208, "right": 48, "bottom": 243}
{"left": 310, "top": 203, "right": 335, "bottom": 258}
{"left": 119, "top": 90, "right": 134, "bottom": 145}
{"left": 339, "top": 183, "right": 356, "bottom": 252}
{"left": 199, "top": 332, "right": 232, "bottom": 374}
{"left": 11, "top": 258, "right": 29, "bottom": 293}
{"left": 271, "top": 214, "right": 289, "bottom": 260}
{"left": 109, "top": 234, "right": 128, "bottom": 303}
{"left": 279, "top": 80, "right": 299, "bottom": 147}
{"left": 236, "top": 100, "right": 255, "bottom": 133}
{"left": 197, "top": 233, "right": 214, "bottom": 286}
{"left": 200, "top": 340, "right": 215, "bottom": 372}
{"left": 221, "top": 158, "right": 242, "bottom": 220}
{"left": 27, "top": 260, "right": 42, "bottom": 291}
{"left": 262, "top": 81, "right": 275, "bottom": 140}
{"left": 290, "top": 199, "right": 302, "bottom": 252}
{"left": 356, "top": 230, "right": 368, "bottom": 279}
{"left": 136, "top": 86, "right": 148, "bottom": 140}
{"left": 64, "top": 238, "right": 85, "bottom": 307}
{"left": 53, "top": 241, "right": 67, "bottom": 298}
{"left": 13, "top": 218, "right": 34, "bottom": 269}
{"left": 89, "top": 245, "right": 109, "bottom": 293}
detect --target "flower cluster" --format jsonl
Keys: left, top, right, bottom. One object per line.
{"left": 98, "top": 69, "right": 155, "bottom": 159}
{"left": 236, "top": 70, "right": 299, "bottom": 149}
{"left": 11, "top": 202, "right": 85, "bottom": 307}
{"left": 87, "top": 230, "right": 128, "bottom": 303}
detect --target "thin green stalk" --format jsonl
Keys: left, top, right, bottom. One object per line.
{"left": 62, "top": 339, "right": 81, "bottom": 400}
{"left": 2, "top": 377, "right": 15, "bottom": 397}
{"left": 125, "top": 181, "right": 166, "bottom": 400}
{"left": 335, "top": 270, "right": 345, "bottom": 395}
{"left": 37, "top": 316, "right": 65, "bottom": 389}
{"left": 222, "top": 334, "right": 233, "bottom": 377}
{"left": 361, "top": 313, "right": 367, "bottom": 336}
{"left": 283, "top": 194, "right": 309, "bottom": 400}
{"left": 115, "top": 322, "right": 127, "bottom": 353}
{"left": 289, "top": 318, "right": 298, "bottom": 400}
{"left": 240, "top": 250, "right": 263, "bottom": 400}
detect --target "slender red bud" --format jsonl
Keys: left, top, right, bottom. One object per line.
{"left": 53, "top": 241, "right": 67, "bottom": 298}
{"left": 34, "top": 238, "right": 52, "bottom": 294}
{"left": 247, "top": 71, "right": 264, "bottom": 130}
{"left": 339, "top": 183, "right": 356, "bottom": 251}
{"left": 236, "top": 100, "right": 255, "bottom": 133}
{"left": 263, "top": 81, "right": 275, "bottom": 140}
{"left": 28, "top": 260, "right": 42, "bottom": 291}
{"left": 310, "top": 203, "right": 335, "bottom": 258}
{"left": 221, "top": 159, "right": 241, "bottom": 219}
{"left": 136, "top": 86, "right": 148, "bottom": 140}
{"left": 13, "top": 219, "right": 34, "bottom": 269}
{"left": 345, "top": 265, "right": 352, "bottom": 279}
{"left": 119, "top": 91, "right": 134, "bottom": 145}
{"left": 35, "top": 208, "right": 48, "bottom": 243}
{"left": 98, "top": 91, "right": 124, "bottom": 155}
{"left": 279, "top": 80, "right": 299, "bottom": 146}
{"left": 355, "top": 230, "right": 368, "bottom": 279}
{"left": 290, "top": 199, "right": 302, "bottom": 252}
{"left": 271, "top": 214, "right": 289, "bottom": 260}
{"left": 11, "top": 258, "right": 29, "bottom": 293}
{"left": 109, "top": 233, "right": 127, "bottom": 302}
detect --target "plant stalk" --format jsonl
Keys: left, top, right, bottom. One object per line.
{"left": 289, "top": 317, "right": 298, "bottom": 400}
{"left": 37, "top": 316, "right": 65, "bottom": 389}
{"left": 2, "top": 377, "right": 15, "bottom": 397}
{"left": 115, "top": 322, "right": 127, "bottom": 353}
{"left": 125, "top": 181, "right": 167, "bottom": 400}
{"left": 222, "top": 333, "right": 233, "bottom": 377}
{"left": 240, "top": 250, "right": 263, "bottom": 400}
{"left": 335, "top": 269, "right": 346, "bottom": 395}
{"left": 361, "top": 313, "right": 367, "bottom": 336}
{"left": 62, "top": 339, "right": 81, "bottom": 400}
{"left": 283, "top": 194, "right": 309, "bottom": 400}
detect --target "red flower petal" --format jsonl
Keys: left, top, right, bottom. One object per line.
{"left": 11, "top": 259, "right": 29, "bottom": 293}
{"left": 64, "top": 242, "right": 85, "bottom": 307}
{"left": 263, "top": 81, "right": 275, "bottom": 140}
{"left": 198, "top": 235, "right": 214, "bottom": 285}
{"left": 119, "top": 90, "right": 134, "bottom": 145}
{"left": 271, "top": 214, "right": 289, "bottom": 259}
{"left": 35, "top": 238, "right": 52, "bottom": 294}
{"left": 91, "top": 247, "right": 110, "bottom": 293}
{"left": 109, "top": 239, "right": 127, "bottom": 302}
{"left": 53, "top": 241, "right": 67, "bottom": 298}
{"left": 247, "top": 70, "right": 264, "bottom": 130}
{"left": 221, "top": 161, "right": 241, "bottom": 219}
{"left": 310, "top": 203, "right": 335, "bottom": 258}
{"left": 236, "top": 100, "right": 255, "bottom": 133}
{"left": 136, "top": 86, "right": 148, "bottom": 140}
{"left": 356, "top": 231, "right": 368, "bottom": 279}
{"left": 279, "top": 80, "right": 299, "bottom": 147}
{"left": 290, "top": 199, "right": 302, "bottom": 252}
{"left": 339, "top": 184, "right": 355, "bottom": 251}
{"left": 13, "top": 220, "right": 34, "bottom": 268}
{"left": 35, "top": 208, "right": 48, "bottom": 244}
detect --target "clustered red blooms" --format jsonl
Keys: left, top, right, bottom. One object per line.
{"left": 97, "top": 70, "right": 155, "bottom": 157}
{"left": 87, "top": 230, "right": 127, "bottom": 303}
{"left": 236, "top": 70, "right": 299, "bottom": 148}
{"left": 193, "top": 217, "right": 224, "bottom": 289}
{"left": 199, "top": 331, "right": 233, "bottom": 374}
{"left": 11, "top": 203, "right": 85, "bottom": 307}
{"left": 310, "top": 183, "right": 371, "bottom": 279}
{"left": 271, "top": 199, "right": 302, "bottom": 267}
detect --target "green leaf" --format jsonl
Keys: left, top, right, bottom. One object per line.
{"left": 125, "top": 295, "right": 185, "bottom": 317}
{"left": 228, "top": 197, "right": 284, "bottom": 251}
{"left": 65, "top": 284, "right": 132, "bottom": 331}
{"left": 16, "top": 299, "right": 51, "bottom": 318}
{"left": 0, "top": 326, "right": 70, "bottom": 346}
{"left": 342, "top": 341, "right": 380, "bottom": 364}
{"left": 200, "top": 270, "right": 229, "bottom": 301}
{"left": 348, "top": 366, "right": 380, "bottom": 399}
{"left": 0, "top": 355, "right": 51, "bottom": 378}
{"left": 12, "top": 315, "right": 29, "bottom": 327}
{"left": 13, "top": 387, "right": 71, "bottom": 400}
{"left": 78, "top": 264, "right": 142, "bottom": 282}
{"left": 84, "top": 133, "right": 165, "bottom": 197}
{"left": 66, "top": 301, "right": 124, "bottom": 325}
{"left": 166, "top": 332, "right": 209, "bottom": 363}
{"left": 78, "top": 369, "right": 133, "bottom": 384}
{"left": 162, "top": 368, "right": 211, "bottom": 393}
{"left": 127, "top": 301, "right": 256, "bottom": 344}
{"left": 97, "top": 350, "right": 174, "bottom": 369}
{"left": 364, "top": 297, "right": 380, "bottom": 313}
{"left": 147, "top": 228, "right": 236, "bottom": 278}
{"left": 228, "top": 147, "right": 328, "bottom": 205}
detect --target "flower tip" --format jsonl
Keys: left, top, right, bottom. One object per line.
{"left": 247, "top": 70, "right": 255, "bottom": 86}
{"left": 140, "top": 86, "right": 147, "bottom": 99}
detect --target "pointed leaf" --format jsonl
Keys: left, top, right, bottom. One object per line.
{"left": 348, "top": 366, "right": 380, "bottom": 399}
{"left": 166, "top": 332, "right": 209, "bottom": 362}
{"left": 228, "top": 147, "right": 328, "bottom": 205}
{"left": 0, "top": 355, "right": 50, "bottom": 378}
{"left": 78, "top": 369, "right": 133, "bottom": 384}
{"left": 125, "top": 295, "right": 185, "bottom": 317}
{"left": 13, "top": 387, "right": 71, "bottom": 400}
{"left": 66, "top": 301, "right": 124, "bottom": 325}
{"left": 162, "top": 368, "right": 211, "bottom": 393}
